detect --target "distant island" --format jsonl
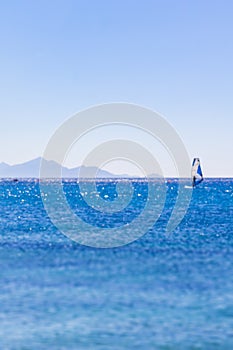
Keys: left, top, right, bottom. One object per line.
{"left": 0, "top": 157, "right": 131, "bottom": 178}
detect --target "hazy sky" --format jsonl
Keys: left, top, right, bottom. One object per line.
{"left": 0, "top": 0, "right": 232, "bottom": 176}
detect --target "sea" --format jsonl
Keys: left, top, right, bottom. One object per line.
{"left": 0, "top": 178, "right": 233, "bottom": 350}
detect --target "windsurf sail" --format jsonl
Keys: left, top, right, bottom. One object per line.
{"left": 191, "top": 158, "right": 203, "bottom": 187}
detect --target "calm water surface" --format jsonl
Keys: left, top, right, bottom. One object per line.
{"left": 0, "top": 179, "right": 233, "bottom": 349}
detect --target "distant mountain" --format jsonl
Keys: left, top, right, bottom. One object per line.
{"left": 0, "top": 157, "right": 128, "bottom": 178}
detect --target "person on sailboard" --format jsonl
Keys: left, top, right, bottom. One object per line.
{"left": 192, "top": 158, "right": 203, "bottom": 187}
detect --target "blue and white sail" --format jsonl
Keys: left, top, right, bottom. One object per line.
{"left": 191, "top": 158, "right": 203, "bottom": 187}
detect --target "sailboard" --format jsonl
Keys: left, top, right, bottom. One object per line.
{"left": 191, "top": 158, "right": 203, "bottom": 187}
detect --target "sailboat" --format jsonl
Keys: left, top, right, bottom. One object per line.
{"left": 191, "top": 158, "right": 203, "bottom": 187}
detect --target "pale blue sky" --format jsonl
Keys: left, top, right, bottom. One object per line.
{"left": 0, "top": 0, "right": 232, "bottom": 176}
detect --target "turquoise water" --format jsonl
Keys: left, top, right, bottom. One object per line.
{"left": 1, "top": 179, "right": 233, "bottom": 349}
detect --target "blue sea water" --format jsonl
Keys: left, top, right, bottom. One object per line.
{"left": 1, "top": 179, "right": 233, "bottom": 349}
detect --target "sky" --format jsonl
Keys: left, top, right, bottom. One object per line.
{"left": 0, "top": 0, "right": 232, "bottom": 176}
